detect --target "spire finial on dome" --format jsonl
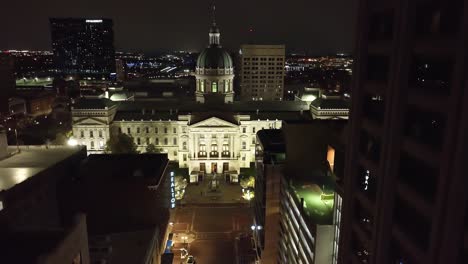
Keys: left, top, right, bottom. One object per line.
{"left": 211, "top": 2, "right": 216, "bottom": 26}
{"left": 208, "top": 2, "right": 220, "bottom": 45}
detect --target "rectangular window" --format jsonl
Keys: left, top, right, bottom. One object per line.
{"left": 90, "top": 141, "right": 95, "bottom": 149}
{"left": 173, "top": 138, "right": 177, "bottom": 145}
{"left": 80, "top": 130, "right": 84, "bottom": 137}
{"left": 212, "top": 82, "right": 218, "bottom": 92}
{"left": 164, "top": 127, "right": 168, "bottom": 133}
{"left": 242, "top": 141, "right": 247, "bottom": 150}
{"left": 200, "top": 81, "right": 205, "bottom": 92}
{"left": 146, "top": 127, "right": 149, "bottom": 133}
{"left": 173, "top": 127, "right": 177, "bottom": 133}
{"left": 183, "top": 154, "right": 187, "bottom": 161}
{"left": 89, "top": 131, "right": 94, "bottom": 138}
{"left": 137, "top": 138, "right": 141, "bottom": 145}
{"left": 98, "top": 130, "right": 102, "bottom": 137}
{"left": 156, "top": 138, "right": 159, "bottom": 145}
{"left": 127, "top": 127, "right": 131, "bottom": 134}
{"left": 155, "top": 127, "right": 158, "bottom": 133}
{"left": 164, "top": 138, "right": 168, "bottom": 145}
{"left": 137, "top": 127, "right": 140, "bottom": 133}
{"left": 252, "top": 127, "right": 256, "bottom": 133}
{"left": 146, "top": 138, "right": 150, "bottom": 144}
{"left": 173, "top": 151, "right": 177, "bottom": 156}
{"left": 242, "top": 127, "right": 246, "bottom": 133}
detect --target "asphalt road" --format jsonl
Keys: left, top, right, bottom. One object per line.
{"left": 172, "top": 206, "right": 252, "bottom": 264}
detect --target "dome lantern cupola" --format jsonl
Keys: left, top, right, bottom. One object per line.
{"left": 195, "top": 4, "right": 235, "bottom": 104}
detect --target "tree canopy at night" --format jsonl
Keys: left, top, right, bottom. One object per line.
{"left": 105, "top": 133, "right": 138, "bottom": 154}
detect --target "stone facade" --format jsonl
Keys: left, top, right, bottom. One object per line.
{"left": 72, "top": 104, "right": 282, "bottom": 182}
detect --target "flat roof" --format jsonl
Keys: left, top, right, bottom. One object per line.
{"left": 95, "top": 228, "right": 158, "bottom": 264}
{"left": 290, "top": 178, "right": 334, "bottom": 225}
{"left": 257, "top": 129, "right": 285, "bottom": 153}
{"left": 0, "top": 146, "right": 83, "bottom": 192}
{"left": 0, "top": 229, "right": 66, "bottom": 263}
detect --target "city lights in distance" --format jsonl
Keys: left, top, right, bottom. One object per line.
{"left": 86, "top": 19, "right": 103, "bottom": 23}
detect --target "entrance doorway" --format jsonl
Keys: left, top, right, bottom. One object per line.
{"left": 223, "top": 162, "right": 229, "bottom": 172}
{"left": 200, "top": 163, "right": 206, "bottom": 172}
{"left": 211, "top": 162, "right": 217, "bottom": 173}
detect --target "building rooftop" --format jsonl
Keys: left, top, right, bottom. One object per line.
{"left": 86, "top": 99, "right": 312, "bottom": 122}
{"left": 70, "top": 154, "right": 170, "bottom": 235}
{"left": 93, "top": 228, "right": 158, "bottom": 264}
{"left": 72, "top": 98, "right": 117, "bottom": 110}
{"left": 0, "top": 146, "right": 84, "bottom": 192}
{"left": 310, "top": 97, "right": 350, "bottom": 110}
{"left": 289, "top": 169, "right": 335, "bottom": 225}
{"left": 0, "top": 229, "right": 66, "bottom": 263}
{"left": 81, "top": 154, "right": 169, "bottom": 182}
{"left": 257, "top": 129, "right": 286, "bottom": 153}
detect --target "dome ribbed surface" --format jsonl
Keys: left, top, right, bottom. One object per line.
{"left": 197, "top": 46, "right": 233, "bottom": 69}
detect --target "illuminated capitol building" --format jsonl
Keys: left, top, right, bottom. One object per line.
{"left": 71, "top": 14, "right": 311, "bottom": 182}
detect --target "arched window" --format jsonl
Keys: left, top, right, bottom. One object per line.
{"left": 200, "top": 80, "right": 205, "bottom": 92}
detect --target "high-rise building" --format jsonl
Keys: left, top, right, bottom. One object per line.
{"left": 49, "top": 18, "right": 116, "bottom": 78}
{"left": 0, "top": 54, "right": 15, "bottom": 113}
{"left": 239, "top": 45, "right": 285, "bottom": 101}
{"left": 252, "top": 122, "right": 345, "bottom": 264}
{"left": 339, "top": 1, "right": 468, "bottom": 263}
{"left": 253, "top": 129, "right": 285, "bottom": 263}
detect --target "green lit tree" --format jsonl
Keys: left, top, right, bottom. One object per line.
{"left": 105, "top": 133, "right": 139, "bottom": 154}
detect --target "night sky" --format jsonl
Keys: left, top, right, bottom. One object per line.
{"left": 0, "top": 0, "right": 356, "bottom": 54}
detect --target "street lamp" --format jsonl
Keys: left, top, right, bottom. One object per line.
{"left": 9, "top": 128, "right": 20, "bottom": 153}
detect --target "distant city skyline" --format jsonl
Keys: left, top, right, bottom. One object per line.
{"left": 0, "top": 0, "right": 356, "bottom": 55}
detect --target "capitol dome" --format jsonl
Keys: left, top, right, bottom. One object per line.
{"left": 194, "top": 5, "right": 235, "bottom": 104}
{"left": 197, "top": 46, "right": 233, "bottom": 69}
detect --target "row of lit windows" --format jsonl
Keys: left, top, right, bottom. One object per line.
{"left": 243, "top": 76, "right": 282, "bottom": 79}
{"left": 244, "top": 62, "right": 284, "bottom": 66}
{"left": 244, "top": 67, "right": 284, "bottom": 70}
{"left": 79, "top": 130, "right": 103, "bottom": 138}
{"left": 243, "top": 71, "right": 283, "bottom": 75}
{"left": 120, "top": 126, "right": 182, "bottom": 134}
{"left": 134, "top": 137, "right": 178, "bottom": 146}
{"left": 243, "top": 57, "right": 284, "bottom": 61}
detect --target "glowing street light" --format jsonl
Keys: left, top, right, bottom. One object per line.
{"left": 67, "top": 138, "right": 78, "bottom": 146}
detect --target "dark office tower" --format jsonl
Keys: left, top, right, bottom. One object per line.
{"left": 50, "top": 18, "right": 116, "bottom": 79}
{"left": 0, "top": 54, "right": 15, "bottom": 113}
{"left": 339, "top": 1, "right": 468, "bottom": 264}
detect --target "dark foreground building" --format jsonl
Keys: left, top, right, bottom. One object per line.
{"left": 339, "top": 0, "right": 468, "bottom": 263}
{"left": 63, "top": 154, "right": 171, "bottom": 264}
{"left": 253, "top": 121, "right": 346, "bottom": 264}
{"left": 50, "top": 18, "right": 115, "bottom": 78}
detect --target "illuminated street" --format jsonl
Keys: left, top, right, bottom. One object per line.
{"left": 171, "top": 206, "right": 252, "bottom": 264}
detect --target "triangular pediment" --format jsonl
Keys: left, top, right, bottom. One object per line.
{"left": 74, "top": 117, "right": 107, "bottom": 126}
{"left": 190, "top": 116, "right": 238, "bottom": 128}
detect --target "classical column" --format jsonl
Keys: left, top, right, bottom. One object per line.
{"left": 218, "top": 134, "right": 222, "bottom": 158}
{"left": 230, "top": 134, "right": 235, "bottom": 158}
{"left": 194, "top": 134, "right": 197, "bottom": 159}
